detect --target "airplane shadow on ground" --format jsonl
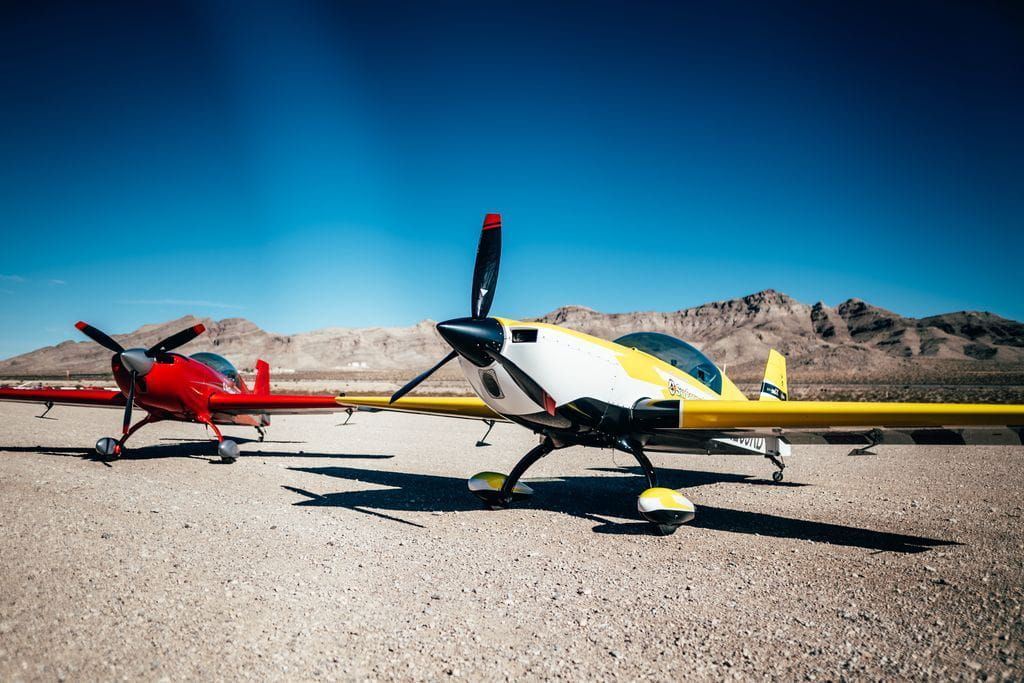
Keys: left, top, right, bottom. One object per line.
{"left": 1, "top": 443, "right": 394, "bottom": 463}
{"left": 286, "top": 464, "right": 959, "bottom": 553}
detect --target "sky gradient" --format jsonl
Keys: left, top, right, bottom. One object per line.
{"left": 1, "top": 1, "right": 1022, "bottom": 358}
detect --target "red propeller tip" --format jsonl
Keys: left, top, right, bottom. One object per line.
{"left": 543, "top": 391, "right": 557, "bottom": 416}
{"left": 75, "top": 321, "right": 87, "bottom": 331}
{"left": 483, "top": 213, "right": 501, "bottom": 230}
{"left": 193, "top": 324, "right": 206, "bottom": 334}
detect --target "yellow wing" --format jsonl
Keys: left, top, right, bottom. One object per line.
{"left": 677, "top": 400, "right": 1024, "bottom": 429}
{"left": 336, "top": 396, "right": 505, "bottom": 421}
{"left": 634, "top": 399, "right": 1024, "bottom": 450}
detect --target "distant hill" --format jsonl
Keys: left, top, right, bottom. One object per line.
{"left": 1, "top": 290, "right": 1022, "bottom": 377}
{"left": 535, "top": 290, "right": 1024, "bottom": 375}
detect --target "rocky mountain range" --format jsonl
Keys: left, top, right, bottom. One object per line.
{"left": 1, "top": 290, "right": 1021, "bottom": 377}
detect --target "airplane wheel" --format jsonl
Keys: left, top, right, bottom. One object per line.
{"left": 772, "top": 471, "right": 784, "bottom": 483}
{"left": 218, "top": 439, "right": 240, "bottom": 463}
{"left": 467, "top": 471, "right": 533, "bottom": 507}
{"left": 637, "top": 487, "right": 695, "bottom": 531}
{"left": 95, "top": 437, "right": 119, "bottom": 460}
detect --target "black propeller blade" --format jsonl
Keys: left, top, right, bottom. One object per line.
{"left": 147, "top": 324, "right": 206, "bottom": 356}
{"left": 392, "top": 213, "right": 502, "bottom": 402}
{"left": 390, "top": 350, "right": 458, "bottom": 404}
{"left": 470, "top": 213, "right": 501, "bottom": 319}
{"left": 122, "top": 370, "right": 137, "bottom": 435}
{"left": 75, "top": 321, "right": 124, "bottom": 354}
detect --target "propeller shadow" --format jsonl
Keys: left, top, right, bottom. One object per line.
{"left": 287, "top": 465, "right": 957, "bottom": 553}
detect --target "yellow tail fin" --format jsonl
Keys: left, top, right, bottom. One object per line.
{"left": 759, "top": 349, "right": 788, "bottom": 401}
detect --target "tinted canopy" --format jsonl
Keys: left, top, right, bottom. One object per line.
{"left": 190, "top": 352, "right": 240, "bottom": 383}
{"left": 613, "top": 332, "right": 722, "bottom": 394}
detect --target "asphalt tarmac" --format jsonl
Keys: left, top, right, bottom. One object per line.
{"left": 0, "top": 402, "right": 1021, "bottom": 680}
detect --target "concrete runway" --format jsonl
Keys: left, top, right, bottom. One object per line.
{"left": 0, "top": 402, "right": 1021, "bottom": 680}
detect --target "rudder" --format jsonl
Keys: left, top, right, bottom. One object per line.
{"left": 759, "top": 349, "right": 787, "bottom": 401}
{"left": 255, "top": 359, "right": 270, "bottom": 395}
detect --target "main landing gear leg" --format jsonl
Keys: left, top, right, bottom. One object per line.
{"left": 616, "top": 436, "right": 658, "bottom": 488}
{"left": 468, "top": 437, "right": 555, "bottom": 508}
{"left": 37, "top": 401, "right": 54, "bottom": 419}
{"left": 619, "top": 437, "right": 696, "bottom": 536}
{"left": 95, "top": 413, "right": 159, "bottom": 460}
{"left": 849, "top": 429, "right": 882, "bottom": 456}
{"left": 475, "top": 419, "right": 496, "bottom": 447}
{"left": 199, "top": 417, "right": 239, "bottom": 463}
{"left": 255, "top": 425, "right": 266, "bottom": 442}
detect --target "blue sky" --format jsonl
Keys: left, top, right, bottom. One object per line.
{"left": 1, "top": 1, "right": 1022, "bottom": 358}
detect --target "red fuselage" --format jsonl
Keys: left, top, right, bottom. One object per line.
{"left": 111, "top": 353, "right": 261, "bottom": 426}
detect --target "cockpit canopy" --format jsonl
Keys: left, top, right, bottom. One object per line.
{"left": 613, "top": 332, "right": 722, "bottom": 394}
{"left": 190, "top": 352, "right": 240, "bottom": 385}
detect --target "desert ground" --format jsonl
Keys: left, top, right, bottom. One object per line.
{"left": 1, "top": 401, "right": 1022, "bottom": 681}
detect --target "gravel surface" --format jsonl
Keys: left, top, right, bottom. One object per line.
{"left": 1, "top": 402, "right": 1021, "bottom": 681}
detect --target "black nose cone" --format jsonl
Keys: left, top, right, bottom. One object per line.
{"left": 437, "top": 317, "right": 504, "bottom": 367}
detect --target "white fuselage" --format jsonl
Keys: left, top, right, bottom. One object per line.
{"left": 460, "top": 318, "right": 721, "bottom": 422}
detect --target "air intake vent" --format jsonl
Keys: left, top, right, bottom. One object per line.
{"left": 512, "top": 328, "right": 538, "bottom": 343}
{"left": 480, "top": 369, "right": 504, "bottom": 399}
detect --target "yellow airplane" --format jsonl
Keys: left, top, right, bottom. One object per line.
{"left": 338, "top": 214, "right": 1024, "bottom": 534}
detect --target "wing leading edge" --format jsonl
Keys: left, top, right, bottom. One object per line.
{"left": 635, "top": 399, "right": 1024, "bottom": 450}
{"left": 676, "top": 400, "right": 1024, "bottom": 430}
{"left": 0, "top": 387, "right": 126, "bottom": 408}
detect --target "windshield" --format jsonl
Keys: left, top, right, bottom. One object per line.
{"left": 613, "top": 332, "right": 722, "bottom": 394}
{"left": 190, "top": 352, "right": 240, "bottom": 383}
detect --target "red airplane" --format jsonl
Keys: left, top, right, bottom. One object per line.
{"left": 0, "top": 321, "right": 352, "bottom": 462}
